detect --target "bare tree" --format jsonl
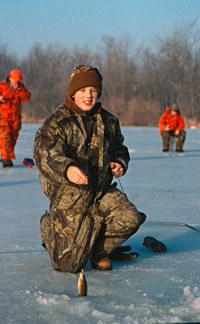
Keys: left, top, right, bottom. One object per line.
{"left": 138, "top": 20, "right": 200, "bottom": 126}
{"left": 0, "top": 41, "right": 18, "bottom": 79}
{"left": 100, "top": 35, "right": 137, "bottom": 119}
{"left": 2, "top": 20, "right": 200, "bottom": 126}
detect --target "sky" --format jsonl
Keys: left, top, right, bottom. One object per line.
{"left": 1, "top": 0, "right": 200, "bottom": 58}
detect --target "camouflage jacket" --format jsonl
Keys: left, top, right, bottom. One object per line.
{"left": 33, "top": 96, "right": 130, "bottom": 204}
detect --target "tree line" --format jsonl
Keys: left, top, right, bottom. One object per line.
{"left": 0, "top": 21, "right": 200, "bottom": 127}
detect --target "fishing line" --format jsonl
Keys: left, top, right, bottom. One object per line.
{"left": 117, "top": 178, "right": 124, "bottom": 193}
{"left": 117, "top": 179, "right": 200, "bottom": 233}
{"left": 0, "top": 249, "right": 45, "bottom": 254}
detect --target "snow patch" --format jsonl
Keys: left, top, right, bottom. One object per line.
{"left": 183, "top": 286, "right": 200, "bottom": 313}
{"left": 36, "top": 291, "right": 70, "bottom": 305}
{"left": 36, "top": 295, "right": 58, "bottom": 305}
{"left": 91, "top": 309, "right": 116, "bottom": 322}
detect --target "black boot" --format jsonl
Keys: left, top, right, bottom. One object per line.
{"left": 2, "top": 159, "right": 13, "bottom": 168}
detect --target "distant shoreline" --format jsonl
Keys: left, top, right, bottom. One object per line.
{"left": 22, "top": 121, "right": 200, "bottom": 129}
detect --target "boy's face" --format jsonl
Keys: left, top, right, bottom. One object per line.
{"left": 73, "top": 86, "right": 98, "bottom": 112}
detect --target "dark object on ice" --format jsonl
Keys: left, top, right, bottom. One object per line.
{"left": 143, "top": 236, "right": 167, "bottom": 253}
{"left": 22, "top": 157, "right": 35, "bottom": 168}
{"left": 109, "top": 245, "right": 139, "bottom": 260}
{"left": 2, "top": 159, "right": 13, "bottom": 168}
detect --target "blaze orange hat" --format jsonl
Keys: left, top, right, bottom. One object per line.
{"left": 9, "top": 69, "right": 23, "bottom": 81}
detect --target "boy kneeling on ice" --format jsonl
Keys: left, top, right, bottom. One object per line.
{"left": 33, "top": 65, "right": 146, "bottom": 273}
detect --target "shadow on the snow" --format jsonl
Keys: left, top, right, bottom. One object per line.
{"left": 109, "top": 228, "right": 200, "bottom": 270}
{"left": 131, "top": 150, "right": 200, "bottom": 161}
{"left": 0, "top": 164, "right": 33, "bottom": 169}
{"left": 0, "top": 179, "right": 38, "bottom": 187}
{"left": 160, "top": 230, "right": 200, "bottom": 254}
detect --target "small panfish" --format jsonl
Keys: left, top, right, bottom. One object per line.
{"left": 78, "top": 270, "right": 87, "bottom": 296}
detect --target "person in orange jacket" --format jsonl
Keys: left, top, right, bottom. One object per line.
{"left": 158, "top": 104, "right": 186, "bottom": 152}
{"left": 0, "top": 69, "right": 31, "bottom": 167}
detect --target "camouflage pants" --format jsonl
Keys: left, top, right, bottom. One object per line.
{"left": 40, "top": 185, "right": 146, "bottom": 273}
{"left": 161, "top": 130, "right": 186, "bottom": 151}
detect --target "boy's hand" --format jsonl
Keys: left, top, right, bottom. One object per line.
{"left": 66, "top": 166, "right": 88, "bottom": 185}
{"left": 110, "top": 162, "right": 123, "bottom": 178}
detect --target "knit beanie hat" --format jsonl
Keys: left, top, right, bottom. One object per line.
{"left": 67, "top": 65, "right": 103, "bottom": 98}
{"left": 170, "top": 103, "right": 179, "bottom": 111}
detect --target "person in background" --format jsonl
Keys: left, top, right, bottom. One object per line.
{"left": 33, "top": 65, "right": 146, "bottom": 273}
{"left": 0, "top": 69, "right": 31, "bottom": 167}
{"left": 158, "top": 103, "right": 186, "bottom": 152}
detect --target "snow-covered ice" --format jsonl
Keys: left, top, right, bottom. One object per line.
{"left": 0, "top": 124, "right": 200, "bottom": 324}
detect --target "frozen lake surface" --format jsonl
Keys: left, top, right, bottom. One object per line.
{"left": 0, "top": 124, "right": 200, "bottom": 324}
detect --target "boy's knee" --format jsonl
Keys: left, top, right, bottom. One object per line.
{"left": 124, "top": 207, "right": 146, "bottom": 235}
{"left": 138, "top": 211, "right": 147, "bottom": 224}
